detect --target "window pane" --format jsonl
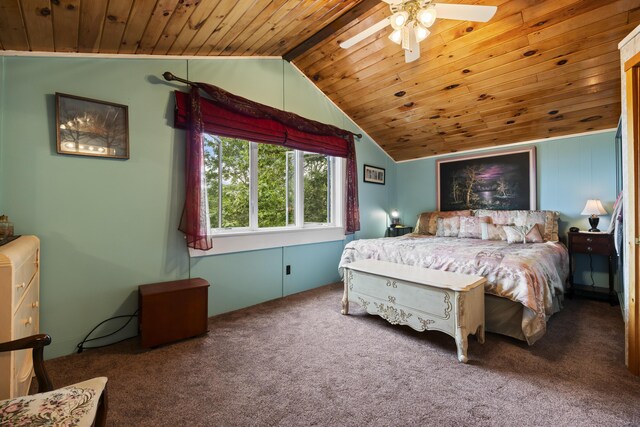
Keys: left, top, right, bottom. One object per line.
{"left": 204, "top": 135, "right": 220, "bottom": 228}
{"left": 304, "top": 153, "right": 330, "bottom": 224}
{"left": 220, "top": 137, "right": 250, "bottom": 228}
{"left": 257, "top": 144, "right": 294, "bottom": 228}
{"left": 287, "top": 150, "right": 295, "bottom": 226}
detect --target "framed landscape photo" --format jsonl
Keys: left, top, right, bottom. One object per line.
{"left": 56, "top": 93, "right": 129, "bottom": 159}
{"left": 363, "top": 164, "right": 385, "bottom": 185}
{"left": 436, "top": 147, "right": 536, "bottom": 211}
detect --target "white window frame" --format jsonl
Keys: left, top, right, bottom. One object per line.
{"left": 190, "top": 139, "right": 345, "bottom": 257}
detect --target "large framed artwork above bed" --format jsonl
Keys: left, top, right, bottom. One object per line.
{"left": 436, "top": 147, "right": 536, "bottom": 211}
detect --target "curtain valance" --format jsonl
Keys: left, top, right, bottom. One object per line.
{"left": 174, "top": 91, "right": 351, "bottom": 158}
{"left": 172, "top": 82, "right": 360, "bottom": 251}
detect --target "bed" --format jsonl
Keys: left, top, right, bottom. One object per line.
{"left": 339, "top": 209, "right": 569, "bottom": 345}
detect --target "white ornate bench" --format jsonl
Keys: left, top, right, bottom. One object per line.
{"left": 341, "top": 259, "right": 486, "bottom": 363}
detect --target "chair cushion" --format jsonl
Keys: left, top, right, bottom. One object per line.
{"left": 0, "top": 377, "right": 107, "bottom": 427}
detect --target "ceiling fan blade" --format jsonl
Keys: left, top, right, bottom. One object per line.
{"left": 339, "top": 18, "right": 391, "bottom": 49}
{"left": 404, "top": 27, "right": 420, "bottom": 63}
{"left": 381, "top": 0, "right": 403, "bottom": 5}
{"left": 433, "top": 3, "right": 498, "bottom": 22}
{"left": 405, "top": 46, "right": 420, "bottom": 63}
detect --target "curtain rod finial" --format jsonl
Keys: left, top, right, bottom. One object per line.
{"left": 163, "top": 71, "right": 176, "bottom": 81}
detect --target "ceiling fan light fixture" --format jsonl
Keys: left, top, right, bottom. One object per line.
{"left": 390, "top": 11, "right": 409, "bottom": 30}
{"left": 415, "top": 24, "right": 430, "bottom": 42}
{"left": 388, "top": 29, "right": 402, "bottom": 45}
{"left": 417, "top": 6, "right": 437, "bottom": 28}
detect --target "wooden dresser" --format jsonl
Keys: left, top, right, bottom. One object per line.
{"left": 0, "top": 236, "right": 40, "bottom": 399}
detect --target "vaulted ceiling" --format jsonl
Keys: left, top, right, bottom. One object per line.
{"left": 1, "top": 0, "right": 639, "bottom": 161}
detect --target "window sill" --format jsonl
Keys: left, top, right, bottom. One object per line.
{"left": 188, "top": 226, "right": 346, "bottom": 257}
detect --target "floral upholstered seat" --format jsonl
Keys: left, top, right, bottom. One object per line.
{"left": 0, "top": 377, "right": 107, "bottom": 426}
{"left": 0, "top": 334, "right": 108, "bottom": 427}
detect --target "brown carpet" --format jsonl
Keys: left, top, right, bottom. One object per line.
{"left": 43, "top": 283, "right": 640, "bottom": 426}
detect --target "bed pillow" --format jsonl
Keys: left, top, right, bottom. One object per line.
{"left": 473, "top": 209, "right": 560, "bottom": 242}
{"left": 503, "top": 224, "right": 544, "bottom": 244}
{"left": 458, "top": 216, "right": 489, "bottom": 239}
{"left": 480, "top": 223, "right": 507, "bottom": 241}
{"left": 428, "top": 210, "right": 472, "bottom": 235}
{"left": 414, "top": 211, "right": 435, "bottom": 235}
{"left": 436, "top": 216, "right": 461, "bottom": 237}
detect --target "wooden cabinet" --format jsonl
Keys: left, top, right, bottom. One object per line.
{"left": 567, "top": 232, "right": 617, "bottom": 304}
{"left": 0, "top": 236, "right": 40, "bottom": 399}
{"left": 138, "top": 278, "right": 209, "bottom": 348}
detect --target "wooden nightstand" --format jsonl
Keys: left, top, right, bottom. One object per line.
{"left": 567, "top": 231, "right": 617, "bottom": 305}
{"left": 387, "top": 226, "right": 413, "bottom": 237}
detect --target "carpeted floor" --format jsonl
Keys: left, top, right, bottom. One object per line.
{"left": 43, "top": 283, "right": 640, "bottom": 426}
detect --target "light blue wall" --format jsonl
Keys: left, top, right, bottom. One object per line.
{"left": 0, "top": 56, "right": 393, "bottom": 358}
{"left": 396, "top": 131, "right": 618, "bottom": 287}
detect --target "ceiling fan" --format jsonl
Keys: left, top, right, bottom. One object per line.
{"left": 339, "top": 0, "right": 497, "bottom": 63}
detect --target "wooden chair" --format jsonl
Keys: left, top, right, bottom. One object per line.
{"left": 0, "top": 334, "right": 108, "bottom": 426}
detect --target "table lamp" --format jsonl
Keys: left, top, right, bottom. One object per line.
{"left": 581, "top": 199, "right": 607, "bottom": 232}
{"left": 390, "top": 209, "right": 400, "bottom": 226}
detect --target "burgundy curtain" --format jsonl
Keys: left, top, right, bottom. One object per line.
{"left": 175, "top": 83, "right": 360, "bottom": 250}
{"left": 178, "top": 86, "right": 213, "bottom": 250}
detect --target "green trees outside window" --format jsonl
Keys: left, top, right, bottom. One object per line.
{"left": 204, "top": 135, "right": 334, "bottom": 230}
{"left": 304, "top": 153, "right": 330, "bottom": 224}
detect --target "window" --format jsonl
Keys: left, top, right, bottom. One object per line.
{"left": 203, "top": 135, "right": 342, "bottom": 236}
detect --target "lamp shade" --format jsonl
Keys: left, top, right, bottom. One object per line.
{"left": 390, "top": 209, "right": 400, "bottom": 225}
{"left": 581, "top": 199, "right": 607, "bottom": 216}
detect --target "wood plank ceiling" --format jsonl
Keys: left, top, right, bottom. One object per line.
{"left": 1, "top": 0, "right": 639, "bottom": 161}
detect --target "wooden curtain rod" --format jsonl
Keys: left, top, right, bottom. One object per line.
{"left": 162, "top": 71, "right": 362, "bottom": 139}
{"left": 163, "top": 71, "right": 193, "bottom": 85}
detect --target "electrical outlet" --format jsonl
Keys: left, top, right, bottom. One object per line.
{"left": 286, "top": 265, "right": 291, "bottom": 275}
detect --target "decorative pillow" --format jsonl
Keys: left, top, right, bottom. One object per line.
{"left": 523, "top": 211, "right": 558, "bottom": 242}
{"left": 458, "top": 216, "right": 489, "bottom": 239}
{"left": 436, "top": 216, "right": 461, "bottom": 237}
{"left": 427, "top": 210, "right": 472, "bottom": 235}
{"left": 549, "top": 211, "right": 560, "bottom": 242}
{"left": 480, "top": 223, "right": 507, "bottom": 241}
{"left": 503, "top": 224, "right": 544, "bottom": 244}
{"left": 414, "top": 212, "right": 435, "bottom": 235}
{"left": 473, "top": 209, "right": 560, "bottom": 242}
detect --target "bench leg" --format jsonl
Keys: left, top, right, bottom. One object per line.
{"left": 455, "top": 328, "right": 468, "bottom": 363}
{"left": 341, "top": 279, "right": 349, "bottom": 315}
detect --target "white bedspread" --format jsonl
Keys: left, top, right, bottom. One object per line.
{"left": 339, "top": 235, "right": 569, "bottom": 344}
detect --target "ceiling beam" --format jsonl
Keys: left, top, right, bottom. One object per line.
{"left": 283, "top": 0, "right": 382, "bottom": 62}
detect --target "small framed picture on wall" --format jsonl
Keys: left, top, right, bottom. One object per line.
{"left": 363, "top": 164, "right": 385, "bottom": 185}
{"left": 56, "top": 92, "right": 129, "bottom": 159}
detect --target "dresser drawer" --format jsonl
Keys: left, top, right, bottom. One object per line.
{"left": 569, "top": 234, "right": 613, "bottom": 255}
{"left": 13, "top": 277, "right": 39, "bottom": 340}
{"left": 13, "top": 248, "right": 39, "bottom": 310}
